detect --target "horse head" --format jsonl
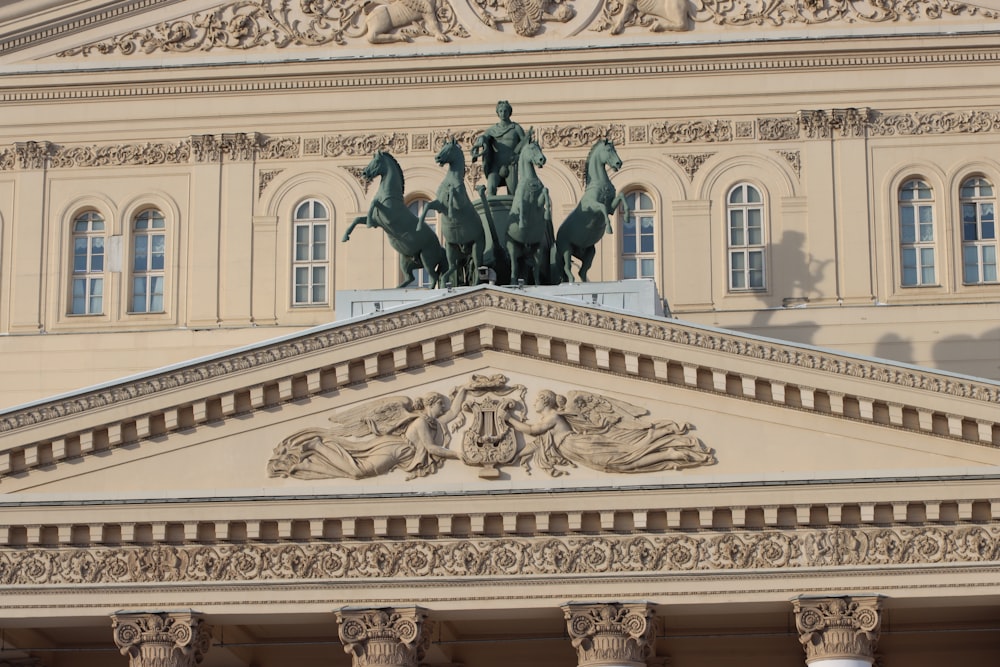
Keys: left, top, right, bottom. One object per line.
{"left": 434, "top": 137, "right": 465, "bottom": 170}
{"left": 596, "top": 138, "right": 622, "bottom": 172}
{"left": 521, "top": 130, "right": 546, "bottom": 170}
{"left": 363, "top": 151, "right": 388, "bottom": 181}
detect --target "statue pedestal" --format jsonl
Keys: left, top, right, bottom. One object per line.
{"left": 475, "top": 195, "right": 513, "bottom": 284}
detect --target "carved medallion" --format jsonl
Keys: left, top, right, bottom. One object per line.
{"left": 461, "top": 395, "right": 520, "bottom": 477}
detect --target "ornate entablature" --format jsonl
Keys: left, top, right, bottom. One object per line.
{"left": 49, "top": 0, "right": 1000, "bottom": 57}
{"left": 8, "top": 107, "right": 1000, "bottom": 174}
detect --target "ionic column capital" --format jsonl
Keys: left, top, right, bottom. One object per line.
{"left": 111, "top": 611, "right": 212, "bottom": 667}
{"left": 793, "top": 596, "right": 882, "bottom": 664}
{"left": 561, "top": 602, "right": 657, "bottom": 667}
{"left": 336, "top": 606, "right": 432, "bottom": 667}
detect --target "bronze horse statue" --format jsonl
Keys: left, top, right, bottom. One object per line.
{"left": 555, "top": 139, "right": 629, "bottom": 282}
{"left": 505, "top": 131, "right": 553, "bottom": 285}
{"left": 342, "top": 150, "right": 446, "bottom": 288}
{"left": 418, "top": 138, "right": 491, "bottom": 286}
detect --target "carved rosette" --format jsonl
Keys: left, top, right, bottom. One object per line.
{"left": 562, "top": 603, "right": 656, "bottom": 667}
{"left": 336, "top": 608, "right": 431, "bottom": 667}
{"left": 112, "top": 612, "right": 212, "bottom": 667}
{"left": 793, "top": 596, "right": 881, "bottom": 664}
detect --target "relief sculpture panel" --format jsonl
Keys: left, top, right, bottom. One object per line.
{"left": 267, "top": 374, "right": 716, "bottom": 480}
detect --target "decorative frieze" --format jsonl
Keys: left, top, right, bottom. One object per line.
{"left": 323, "top": 133, "right": 409, "bottom": 157}
{"left": 0, "top": 148, "right": 14, "bottom": 171}
{"left": 563, "top": 603, "right": 656, "bottom": 667}
{"left": 259, "top": 135, "right": 301, "bottom": 160}
{"left": 49, "top": 141, "right": 191, "bottom": 168}
{"left": 794, "top": 596, "right": 881, "bottom": 664}
{"left": 112, "top": 612, "right": 212, "bottom": 667}
{"left": 336, "top": 608, "right": 431, "bottom": 667}
{"left": 868, "top": 109, "right": 1000, "bottom": 136}
{"left": 58, "top": 0, "right": 469, "bottom": 57}
{"left": 538, "top": 124, "right": 626, "bottom": 148}
{"left": 669, "top": 153, "right": 714, "bottom": 180}
{"left": 650, "top": 120, "right": 732, "bottom": 144}
{"left": 1, "top": 525, "right": 997, "bottom": 585}
{"left": 189, "top": 135, "right": 222, "bottom": 163}
{"left": 13, "top": 142, "right": 53, "bottom": 170}
{"left": 694, "top": 0, "right": 999, "bottom": 26}
{"left": 758, "top": 116, "right": 800, "bottom": 141}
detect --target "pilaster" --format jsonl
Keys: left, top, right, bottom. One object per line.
{"left": 561, "top": 602, "right": 657, "bottom": 667}
{"left": 793, "top": 595, "right": 882, "bottom": 666}
{"left": 111, "top": 611, "right": 212, "bottom": 667}
{"left": 336, "top": 607, "right": 432, "bottom": 667}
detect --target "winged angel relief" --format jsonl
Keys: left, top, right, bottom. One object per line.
{"left": 267, "top": 374, "right": 715, "bottom": 481}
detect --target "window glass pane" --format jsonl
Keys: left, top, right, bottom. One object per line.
{"left": 638, "top": 193, "right": 652, "bottom": 209}
{"left": 92, "top": 218, "right": 105, "bottom": 231}
{"left": 916, "top": 182, "right": 932, "bottom": 199}
{"left": 901, "top": 248, "right": 916, "bottom": 286}
{"left": 729, "top": 211, "right": 744, "bottom": 246}
{"left": 962, "top": 203, "right": 977, "bottom": 224}
{"left": 747, "top": 186, "right": 761, "bottom": 203}
{"left": 749, "top": 251, "right": 763, "bottom": 270}
{"left": 964, "top": 222, "right": 979, "bottom": 242}
{"left": 963, "top": 246, "right": 979, "bottom": 283}
{"left": 91, "top": 253, "right": 104, "bottom": 272}
{"left": 729, "top": 188, "right": 743, "bottom": 204}
{"left": 640, "top": 234, "right": 654, "bottom": 253}
{"left": 313, "top": 224, "right": 327, "bottom": 244}
{"left": 641, "top": 258, "right": 654, "bottom": 278}
{"left": 134, "top": 236, "right": 148, "bottom": 270}
{"left": 983, "top": 219, "right": 995, "bottom": 240}
{"left": 623, "top": 259, "right": 636, "bottom": 280}
{"left": 730, "top": 252, "right": 745, "bottom": 270}
{"left": 983, "top": 246, "right": 997, "bottom": 282}
{"left": 918, "top": 205, "right": 933, "bottom": 224}
{"left": 623, "top": 234, "right": 636, "bottom": 254}
{"left": 314, "top": 202, "right": 328, "bottom": 219}
{"left": 295, "top": 202, "right": 310, "bottom": 219}
{"left": 730, "top": 269, "right": 745, "bottom": 289}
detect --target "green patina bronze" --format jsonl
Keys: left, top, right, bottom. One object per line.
{"left": 342, "top": 150, "right": 446, "bottom": 288}
{"left": 471, "top": 100, "right": 528, "bottom": 197}
{"left": 556, "top": 139, "right": 629, "bottom": 283}
{"left": 419, "top": 138, "right": 494, "bottom": 287}
{"left": 504, "top": 130, "right": 554, "bottom": 285}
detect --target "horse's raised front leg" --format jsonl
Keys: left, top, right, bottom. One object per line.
{"left": 610, "top": 193, "right": 630, "bottom": 234}
{"left": 417, "top": 200, "right": 444, "bottom": 230}
{"left": 342, "top": 216, "right": 368, "bottom": 242}
{"left": 398, "top": 255, "right": 419, "bottom": 288}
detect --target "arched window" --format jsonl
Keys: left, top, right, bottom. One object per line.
{"left": 130, "top": 209, "right": 166, "bottom": 313}
{"left": 292, "top": 199, "right": 330, "bottom": 305}
{"left": 621, "top": 190, "right": 656, "bottom": 280}
{"left": 70, "top": 211, "right": 106, "bottom": 315}
{"left": 898, "top": 179, "right": 936, "bottom": 286}
{"left": 407, "top": 198, "right": 439, "bottom": 288}
{"left": 959, "top": 176, "right": 998, "bottom": 284}
{"left": 727, "top": 183, "right": 765, "bottom": 290}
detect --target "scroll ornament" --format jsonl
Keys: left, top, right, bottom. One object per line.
{"left": 562, "top": 603, "right": 657, "bottom": 667}
{"left": 112, "top": 612, "right": 212, "bottom": 667}
{"left": 794, "top": 596, "right": 881, "bottom": 663}
{"left": 336, "top": 608, "right": 431, "bottom": 667}
{"left": 266, "top": 375, "right": 716, "bottom": 480}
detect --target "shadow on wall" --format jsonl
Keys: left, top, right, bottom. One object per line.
{"left": 874, "top": 333, "right": 917, "bottom": 366}
{"left": 932, "top": 326, "right": 1000, "bottom": 380}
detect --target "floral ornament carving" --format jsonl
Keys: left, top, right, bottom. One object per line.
{"left": 669, "top": 153, "right": 714, "bottom": 180}
{"left": 190, "top": 135, "right": 223, "bottom": 163}
{"left": 471, "top": 0, "right": 575, "bottom": 36}
{"left": 1, "top": 525, "right": 998, "bottom": 585}
{"left": 324, "top": 133, "right": 409, "bottom": 157}
{"left": 13, "top": 142, "right": 53, "bottom": 169}
{"left": 868, "top": 109, "right": 1000, "bottom": 136}
{"left": 650, "top": 120, "right": 732, "bottom": 144}
{"left": 538, "top": 124, "right": 626, "bottom": 148}
{"left": 112, "top": 612, "right": 212, "bottom": 667}
{"left": 336, "top": 608, "right": 431, "bottom": 667}
{"left": 794, "top": 596, "right": 881, "bottom": 663}
{"left": 59, "top": 0, "right": 467, "bottom": 57}
{"left": 266, "top": 375, "right": 713, "bottom": 480}
{"left": 49, "top": 142, "right": 191, "bottom": 168}
{"left": 344, "top": 165, "right": 375, "bottom": 191}
{"left": 562, "top": 603, "right": 656, "bottom": 667}
{"left": 0, "top": 148, "right": 15, "bottom": 171}
{"left": 563, "top": 158, "right": 588, "bottom": 187}
{"left": 259, "top": 135, "right": 301, "bottom": 160}
{"left": 692, "top": 0, "right": 1000, "bottom": 26}
{"left": 258, "top": 169, "right": 283, "bottom": 197}
{"left": 774, "top": 150, "right": 801, "bottom": 177}
{"left": 757, "top": 116, "right": 800, "bottom": 141}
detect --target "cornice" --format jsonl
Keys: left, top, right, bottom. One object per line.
{"left": 0, "top": 524, "right": 996, "bottom": 586}
{"left": 0, "top": 289, "right": 997, "bottom": 482}
{"left": 5, "top": 46, "right": 1000, "bottom": 101}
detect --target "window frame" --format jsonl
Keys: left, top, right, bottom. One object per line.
{"left": 69, "top": 210, "right": 107, "bottom": 316}
{"left": 291, "top": 198, "right": 331, "bottom": 307}
{"left": 129, "top": 208, "right": 167, "bottom": 314}
{"left": 620, "top": 189, "right": 657, "bottom": 282}
{"left": 726, "top": 182, "right": 767, "bottom": 292}
{"left": 958, "top": 175, "right": 998, "bottom": 286}
{"left": 897, "top": 178, "right": 938, "bottom": 288}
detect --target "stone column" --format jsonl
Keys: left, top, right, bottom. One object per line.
{"left": 561, "top": 602, "right": 657, "bottom": 667}
{"left": 111, "top": 611, "right": 212, "bottom": 667}
{"left": 336, "top": 607, "right": 432, "bottom": 667}
{"left": 793, "top": 596, "right": 882, "bottom": 667}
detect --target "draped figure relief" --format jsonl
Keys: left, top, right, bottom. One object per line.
{"left": 267, "top": 375, "right": 715, "bottom": 480}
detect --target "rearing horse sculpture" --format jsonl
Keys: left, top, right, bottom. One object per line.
{"left": 505, "top": 131, "right": 553, "bottom": 285}
{"left": 418, "top": 138, "right": 489, "bottom": 286}
{"left": 342, "top": 150, "right": 446, "bottom": 288}
{"left": 555, "top": 139, "right": 629, "bottom": 282}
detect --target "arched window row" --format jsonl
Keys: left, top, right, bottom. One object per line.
{"left": 897, "top": 175, "right": 998, "bottom": 288}
{"left": 69, "top": 207, "right": 169, "bottom": 316}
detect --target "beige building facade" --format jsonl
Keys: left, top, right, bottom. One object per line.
{"left": 0, "top": 0, "right": 999, "bottom": 665}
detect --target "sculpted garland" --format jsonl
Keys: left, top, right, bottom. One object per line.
{"left": 267, "top": 374, "right": 715, "bottom": 480}
{"left": 55, "top": 0, "right": 1000, "bottom": 55}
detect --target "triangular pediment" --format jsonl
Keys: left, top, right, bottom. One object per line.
{"left": 4, "top": 0, "right": 1000, "bottom": 65}
{"left": 2, "top": 285, "right": 998, "bottom": 498}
